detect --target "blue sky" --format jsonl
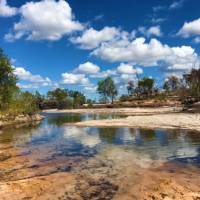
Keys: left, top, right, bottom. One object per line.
{"left": 0, "top": 0, "right": 200, "bottom": 99}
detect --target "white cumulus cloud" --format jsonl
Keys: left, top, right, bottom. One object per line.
{"left": 14, "top": 67, "right": 52, "bottom": 89}
{"left": 138, "top": 26, "right": 162, "bottom": 37}
{"left": 92, "top": 37, "right": 200, "bottom": 73}
{"left": 71, "top": 27, "right": 120, "bottom": 49}
{"left": 5, "top": 0, "right": 83, "bottom": 41}
{"left": 117, "top": 63, "right": 143, "bottom": 74}
{"left": 0, "top": 0, "right": 17, "bottom": 17}
{"left": 75, "top": 62, "right": 100, "bottom": 74}
{"left": 61, "top": 73, "right": 89, "bottom": 85}
{"left": 14, "top": 67, "right": 51, "bottom": 83}
{"left": 177, "top": 18, "right": 200, "bottom": 38}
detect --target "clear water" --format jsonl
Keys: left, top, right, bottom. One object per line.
{"left": 0, "top": 113, "right": 200, "bottom": 167}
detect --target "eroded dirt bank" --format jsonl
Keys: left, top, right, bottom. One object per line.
{"left": 0, "top": 144, "right": 200, "bottom": 200}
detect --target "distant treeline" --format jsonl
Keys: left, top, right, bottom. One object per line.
{"left": 96, "top": 69, "right": 200, "bottom": 105}
{"left": 35, "top": 88, "right": 93, "bottom": 110}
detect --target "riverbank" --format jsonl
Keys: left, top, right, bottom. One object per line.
{"left": 0, "top": 113, "right": 44, "bottom": 128}
{"left": 44, "top": 107, "right": 200, "bottom": 132}
{"left": 43, "top": 107, "right": 182, "bottom": 115}
{"left": 76, "top": 113, "right": 200, "bottom": 132}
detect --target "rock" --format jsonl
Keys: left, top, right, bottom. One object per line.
{"left": 0, "top": 153, "right": 11, "bottom": 161}
{"left": 0, "top": 113, "right": 44, "bottom": 128}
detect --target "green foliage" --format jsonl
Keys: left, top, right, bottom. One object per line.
{"left": 0, "top": 48, "right": 18, "bottom": 110}
{"left": 127, "top": 81, "right": 134, "bottom": 96}
{"left": 46, "top": 88, "right": 86, "bottom": 109}
{"left": 183, "top": 69, "right": 200, "bottom": 100}
{"left": 137, "top": 77, "right": 155, "bottom": 97}
{"left": 48, "top": 88, "right": 68, "bottom": 102}
{"left": 68, "top": 90, "right": 86, "bottom": 108}
{"left": 8, "top": 91, "right": 39, "bottom": 115}
{"left": 0, "top": 48, "right": 40, "bottom": 115}
{"left": 163, "top": 76, "right": 180, "bottom": 93}
{"left": 34, "top": 91, "right": 45, "bottom": 109}
{"left": 97, "top": 77, "right": 118, "bottom": 103}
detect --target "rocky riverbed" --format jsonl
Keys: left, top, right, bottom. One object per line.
{"left": 0, "top": 144, "right": 200, "bottom": 200}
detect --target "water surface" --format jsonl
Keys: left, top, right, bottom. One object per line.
{"left": 0, "top": 113, "right": 200, "bottom": 167}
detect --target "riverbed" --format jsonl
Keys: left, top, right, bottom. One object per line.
{"left": 0, "top": 112, "right": 200, "bottom": 199}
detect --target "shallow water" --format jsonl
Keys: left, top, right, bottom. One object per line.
{"left": 0, "top": 113, "right": 200, "bottom": 167}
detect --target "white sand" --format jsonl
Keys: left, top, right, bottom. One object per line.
{"left": 43, "top": 107, "right": 200, "bottom": 131}
{"left": 43, "top": 107, "right": 181, "bottom": 115}
{"left": 76, "top": 113, "right": 200, "bottom": 131}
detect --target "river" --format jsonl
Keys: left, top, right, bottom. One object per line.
{"left": 0, "top": 112, "right": 200, "bottom": 199}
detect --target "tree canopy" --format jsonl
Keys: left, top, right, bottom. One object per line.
{"left": 0, "top": 48, "right": 18, "bottom": 110}
{"left": 138, "top": 77, "right": 155, "bottom": 97}
{"left": 97, "top": 77, "right": 118, "bottom": 103}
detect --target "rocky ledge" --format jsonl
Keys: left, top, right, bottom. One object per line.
{"left": 0, "top": 113, "right": 44, "bottom": 128}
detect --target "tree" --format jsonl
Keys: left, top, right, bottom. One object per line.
{"left": 47, "top": 88, "right": 68, "bottom": 101}
{"left": 163, "top": 75, "right": 179, "bottom": 93}
{"left": 97, "top": 77, "right": 118, "bottom": 104}
{"left": 10, "top": 91, "right": 39, "bottom": 115}
{"left": 0, "top": 48, "right": 18, "bottom": 110}
{"left": 34, "top": 91, "right": 45, "bottom": 109}
{"left": 68, "top": 90, "right": 86, "bottom": 108}
{"left": 163, "top": 81, "right": 170, "bottom": 94}
{"left": 127, "top": 81, "right": 134, "bottom": 96}
{"left": 183, "top": 69, "right": 200, "bottom": 101}
{"left": 47, "top": 88, "right": 71, "bottom": 109}
{"left": 47, "top": 88, "right": 86, "bottom": 109}
{"left": 138, "top": 77, "right": 155, "bottom": 98}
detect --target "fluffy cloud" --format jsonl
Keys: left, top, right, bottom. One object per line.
{"left": 90, "top": 69, "right": 117, "bottom": 78}
{"left": 75, "top": 62, "right": 100, "bottom": 74}
{"left": 177, "top": 18, "right": 200, "bottom": 38}
{"left": 61, "top": 73, "right": 89, "bottom": 85}
{"left": 92, "top": 37, "right": 200, "bottom": 73}
{"left": 5, "top": 0, "right": 83, "bottom": 41}
{"left": 117, "top": 63, "right": 143, "bottom": 74}
{"left": 138, "top": 26, "right": 162, "bottom": 37}
{"left": 71, "top": 27, "right": 120, "bottom": 49}
{"left": 14, "top": 67, "right": 51, "bottom": 83}
{"left": 0, "top": 0, "right": 17, "bottom": 17}
{"left": 14, "top": 67, "right": 52, "bottom": 89}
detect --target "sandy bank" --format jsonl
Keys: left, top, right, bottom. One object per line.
{"left": 43, "top": 107, "right": 182, "bottom": 115}
{"left": 76, "top": 113, "right": 200, "bottom": 132}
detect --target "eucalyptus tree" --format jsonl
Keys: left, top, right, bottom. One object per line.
{"left": 97, "top": 77, "right": 118, "bottom": 104}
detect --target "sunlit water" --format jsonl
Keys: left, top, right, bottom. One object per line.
{"left": 0, "top": 113, "right": 200, "bottom": 167}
